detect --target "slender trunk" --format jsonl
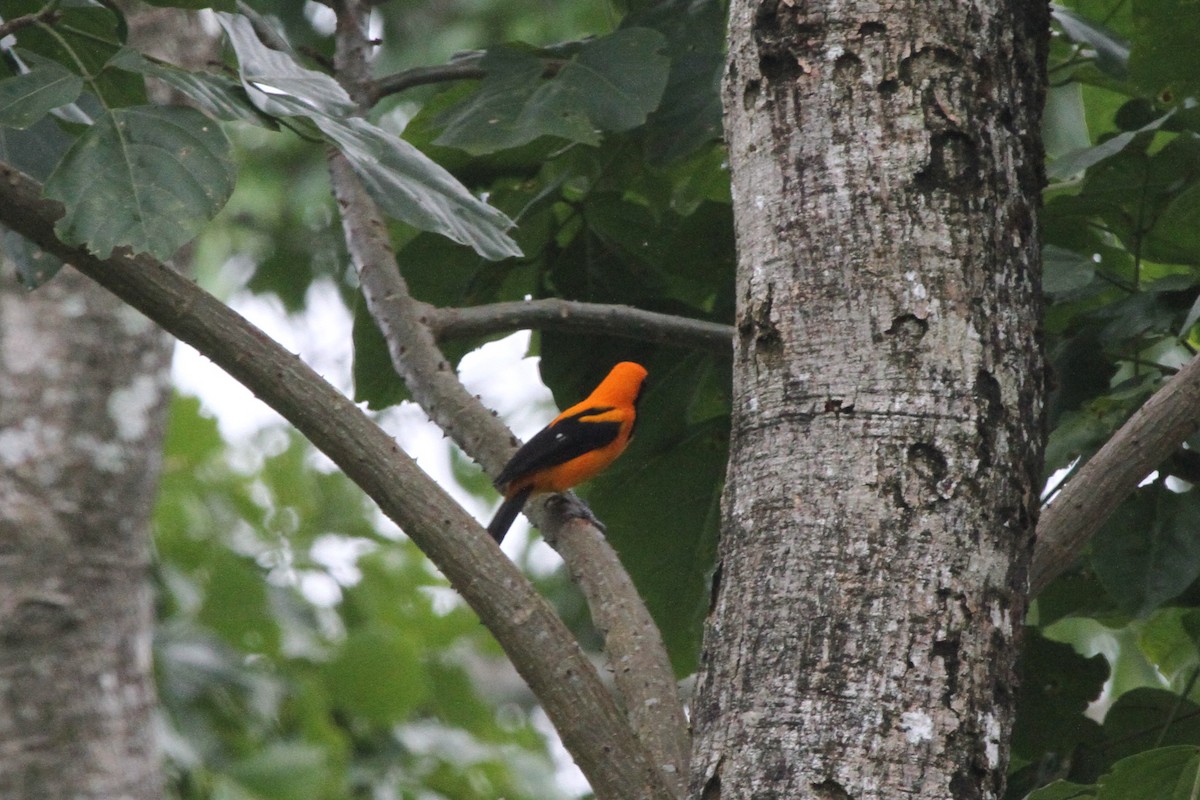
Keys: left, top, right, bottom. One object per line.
{"left": 690, "top": 1, "right": 1047, "bottom": 798}
{"left": 0, "top": 269, "right": 172, "bottom": 799}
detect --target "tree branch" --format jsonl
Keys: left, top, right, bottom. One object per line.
{"left": 370, "top": 56, "right": 486, "bottom": 99}
{"left": 329, "top": 4, "right": 686, "bottom": 797}
{"left": 544, "top": 496, "right": 690, "bottom": 796}
{"left": 1030, "top": 354, "right": 1200, "bottom": 595}
{"left": 0, "top": 158, "right": 674, "bottom": 800}
{"left": 428, "top": 298, "right": 733, "bottom": 356}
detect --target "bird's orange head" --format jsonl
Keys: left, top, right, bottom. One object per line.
{"left": 589, "top": 361, "right": 649, "bottom": 407}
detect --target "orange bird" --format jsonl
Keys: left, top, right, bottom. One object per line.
{"left": 487, "top": 361, "right": 648, "bottom": 543}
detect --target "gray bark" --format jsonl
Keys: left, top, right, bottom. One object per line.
{"left": 0, "top": 268, "right": 172, "bottom": 799}
{"left": 690, "top": 1, "right": 1047, "bottom": 798}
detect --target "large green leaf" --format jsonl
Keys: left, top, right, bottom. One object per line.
{"left": 0, "top": 56, "right": 83, "bottom": 129}
{"left": 1091, "top": 489, "right": 1200, "bottom": 617}
{"left": 217, "top": 13, "right": 520, "bottom": 260}
{"left": 1129, "top": 0, "right": 1200, "bottom": 103}
{"left": 435, "top": 29, "right": 669, "bottom": 154}
{"left": 436, "top": 47, "right": 598, "bottom": 153}
{"left": 542, "top": 28, "right": 669, "bottom": 133}
{"left": 630, "top": 0, "right": 726, "bottom": 164}
{"left": 1096, "top": 746, "right": 1200, "bottom": 799}
{"left": 43, "top": 105, "right": 235, "bottom": 260}
{"left": 1073, "top": 689, "right": 1200, "bottom": 781}
{"left": 108, "top": 49, "right": 273, "bottom": 127}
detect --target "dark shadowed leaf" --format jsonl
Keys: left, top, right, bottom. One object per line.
{"left": 1091, "top": 489, "right": 1200, "bottom": 618}
{"left": 1012, "top": 629, "right": 1107, "bottom": 763}
{"left": 631, "top": 0, "right": 726, "bottom": 164}
{"left": 1128, "top": 0, "right": 1200, "bottom": 103}
{"left": 1072, "top": 689, "right": 1200, "bottom": 781}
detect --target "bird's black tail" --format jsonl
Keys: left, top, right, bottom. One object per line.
{"left": 487, "top": 486, "right": 533, "bottom": 543}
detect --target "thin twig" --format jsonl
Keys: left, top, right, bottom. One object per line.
{"left": 0, "top": 5, "right": 61, "bottom": 40}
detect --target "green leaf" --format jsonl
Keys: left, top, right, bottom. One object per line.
{"left": 0, "top": 57, "right": 83, "bottom": 129}
{"left": 1046, "top": 114, "right": 1168, "bottom": 181}
{"left": 43, "top": 105, "right": 234, "bottom": 260}
{"left": 324, "top": 626, "right": 430, "bottom": 724}
{"left": 225, "top": 743, "right": 331, "bottom": 800}
{"left": 1152, "top": 182, "right": 1200, "bottom": 266}
{"left": 436, "top": 29, "right": 669, "bottom": 155}
{"left": 541, "top": 28, "right": 669, "bottom": 133}
{"left": 1074, "top": 688, "right": 1200, "bottom": 780}
{"left": 352, "top": 299, "right": 410, "bottom": 409}
{"left": 217, "top": 13, "right": 520, "bottom": 260}
{"left": 317, "top": 116, "right": 522, "bottom": 260}
{"left": 1091, "top": 489, "right": 1200, "bottom": 617}
{"left": 1096, "top": 746, "right": 1200, "bottom": 800}
{"left": 1052, "top": 6, "right": 1130, "bottom": 78}
{"left": 108, "top": 49, "right": 274, "bottom": 127}
{"left": 1129, "top": 0, "right": 1200, "bottom": 103}
{"left": 2, "top": 228, "right": 63, "bottom": 288}
{"left": 1044, "top": 245, "right": 1097, "bottom": 294}
{"left": 1139, "top": 607, "right": 1200, "bottom": 685}
{"left": 436, "top": 47, "right": 597, "bottom": 153}
{"left": 1024, "top": 781, "right": 1098, "bottom": 800}
{"left": 631, "top": 0, "right": 726, "bottom": 164}
{"left": 8, "top": 3, "right": 145, "bottom": 109}
{"left": 197, "top": 550, "right": 281, "bottom": 654}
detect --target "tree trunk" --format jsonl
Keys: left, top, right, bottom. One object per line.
{"left": 690, "top": 1, "right": 1046, "bottom": 798}
{"left": 0, "top": 268, "right": 172, "bottom": 799}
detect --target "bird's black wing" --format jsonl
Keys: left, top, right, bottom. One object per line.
{"left": 495, "top": 406, "right": 621, "bottom": 486}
